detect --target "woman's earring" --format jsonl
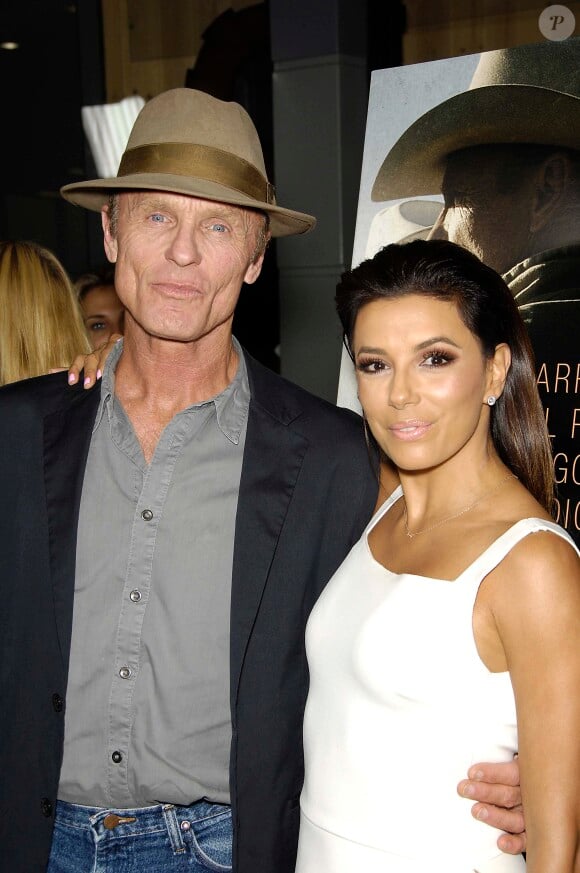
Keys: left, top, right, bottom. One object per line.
{"left": 486, "top": 395, "right": 496, "bottom": 407}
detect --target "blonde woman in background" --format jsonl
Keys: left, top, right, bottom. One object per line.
{"left": 0, "top": 240, "right": 90, "bottom": 386}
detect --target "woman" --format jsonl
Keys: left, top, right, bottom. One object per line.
{"left": 0, "top": 240, "right": 90, "bottom": 386}
{"left": 75, "top": 264, "right": 125, "bottom": 350}
{"left": 295, "top": 240, "right": 579, "bottom": 873}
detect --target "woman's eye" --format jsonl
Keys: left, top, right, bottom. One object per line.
{"left": 356, "top": 358, "right": 386, "bottom": 373}
{"left": 89, "top": 322, "right": 107, "bottom": 332}
{"left": 423, "top": 351, "right": 451, "bottom": 367}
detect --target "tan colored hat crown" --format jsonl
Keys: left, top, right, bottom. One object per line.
{"left": 372, "top": 38, "right": 580, "bottom": 202}
{"left": 61, "top": 88, "right": 316, "bottom": 238}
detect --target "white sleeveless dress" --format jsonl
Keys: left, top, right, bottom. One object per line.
{"left": 296, "top": 486, "right": 578, "bottom": 873}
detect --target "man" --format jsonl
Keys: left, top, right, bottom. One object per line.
{"left": 0, "top": 88, "right": 525, "bottom": 873}
{"left": 371, "top": 37, "right": 580, "bottom": 544}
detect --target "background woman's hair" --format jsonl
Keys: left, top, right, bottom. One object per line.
{"left": 336, "top": 238, "right": 554, "bottom": 512}
{"left": 0, "top": 240, "right": 91, "bottom": 386}
{"left": 74, "top": 262, "right": 116, "bottom": 303}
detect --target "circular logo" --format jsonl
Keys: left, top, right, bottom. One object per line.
{"left": 538, "top": 5, "right": 576, "bottom": 40}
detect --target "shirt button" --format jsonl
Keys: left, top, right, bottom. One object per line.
{"left": 41, "top": 798, "right": 53, "bottom": 817}
{"left": 52, "top": 693, "right": 64, "bottom": 712}
{"left": 129, "top": 589, "right": 142, "bottom": 602}
{"left": 141, "top": 509, "right": 153, "bottom": 521}
{"left": 119, "top": 666, "right": 132, "bottom": 679}
{"left": 112, "top": 751, "right": 123, "bottom": 763}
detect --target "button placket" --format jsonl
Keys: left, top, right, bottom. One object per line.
{"left": 106, "top": 419, "right": 192, "bottom": 804}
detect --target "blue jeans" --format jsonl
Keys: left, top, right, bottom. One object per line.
{"left": 47, "top": 799, "right": 233, "bottom": 872}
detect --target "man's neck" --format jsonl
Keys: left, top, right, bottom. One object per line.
{"left": 117, "top": 328, "right": 238, "bottom": 403}
{"left": 112, "top": 329, "right": 240, "bottom": 463}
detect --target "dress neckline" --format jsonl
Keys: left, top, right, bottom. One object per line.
{"left": 364, "top": 486, "right": 565, "bottom": 583}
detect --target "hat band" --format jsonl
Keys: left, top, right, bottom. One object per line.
{"left": 118, "top": 143, "right": 276, "bottom": 204}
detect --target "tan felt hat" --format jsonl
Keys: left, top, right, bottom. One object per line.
{"left": 372, "top": 38, "right": 580, "bottom": 202}
{"left": 61, "top": 88, "right": 316, "bottom": 238}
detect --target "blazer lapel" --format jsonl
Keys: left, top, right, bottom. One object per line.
{"left": 230, "top": 358, "right": 309, "bottom": 707}
{"left": 43, "top": 386, "right": 100, "bottom": 668}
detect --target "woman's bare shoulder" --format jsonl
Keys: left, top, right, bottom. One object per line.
{"left": 488, "top": 516, "right": 580, "bottom": 620}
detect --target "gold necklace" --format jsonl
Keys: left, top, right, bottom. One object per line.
{"left": 403, "top": 473, "right": 517, "bottom": 539}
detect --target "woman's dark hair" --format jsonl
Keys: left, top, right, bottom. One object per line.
{"left": 74, "top": 263, "right": 116, "bottom": 303}
{"left": 336, "top": 239, "right": 554, "bottom": 512}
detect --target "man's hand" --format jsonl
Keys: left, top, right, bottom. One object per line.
{"left": 67, "top": 334, "right": 122, "bottom": 388}
{"left": 457, "top": 760, "right": 526, "bottom": 854}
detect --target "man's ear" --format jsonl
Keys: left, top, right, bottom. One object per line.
{"left": 102, "top": 206, "right": 118, "bottom": 263}
{"left": 244, "top": 251, "right": 266, "bottom": 285}
{"left": 529, "top": 151, "right": 571, "bottom": 234}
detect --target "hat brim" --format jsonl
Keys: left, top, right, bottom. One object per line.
{"left": 371, "top": 85, "right": 580, "bottom": 201}
{"left": 61, "top": 173, "right": 316, "bottom": 238}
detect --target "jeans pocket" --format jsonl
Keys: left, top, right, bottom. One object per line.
{"left": 188, "top": 808, "right": 233, "bottom": 871}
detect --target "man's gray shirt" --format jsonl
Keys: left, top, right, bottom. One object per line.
{"left": 58, "top": 339, "right": 249, "bottom": 808}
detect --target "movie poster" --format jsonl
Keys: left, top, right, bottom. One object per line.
{"left": 337, "top": 38, "right": 580, "bottom": 544}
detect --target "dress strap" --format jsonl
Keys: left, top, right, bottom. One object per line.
{"left": 458, "top": 517, "right": 580, "bottom": 583}
{"left": 366, "top": 485, "right": 403, "bottom": 535}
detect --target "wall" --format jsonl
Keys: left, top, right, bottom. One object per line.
{"left": 403, "top": 0, "right": 580, "bottom": 61}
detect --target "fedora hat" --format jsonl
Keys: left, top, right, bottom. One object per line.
{"left": 61, "top": 88, "right": 316, "bottom": 238}
{"left": 372, "top": 38, "right": 580, "bottom": 202}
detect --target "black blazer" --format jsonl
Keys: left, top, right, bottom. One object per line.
{"left": 0, "top": 353, "right": 378, "bottom": 873}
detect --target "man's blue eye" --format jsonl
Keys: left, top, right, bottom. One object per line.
{"left": 211, "top": 223, "right": 227, "bottom": 233}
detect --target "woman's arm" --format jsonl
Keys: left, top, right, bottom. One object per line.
{"left": 493, "top": 531, "right": 580, "bottom": 873}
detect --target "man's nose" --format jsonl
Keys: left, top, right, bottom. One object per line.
{"left": 167, "top": 226, "right": 203, "bottom": 265}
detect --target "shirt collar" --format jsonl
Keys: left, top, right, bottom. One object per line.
{"left": 92, "top": 339, "right": 122, "bottom": 432}
{"left": 204, "top": 337, "right": 250, "bottom": 444}
{"left": 93, "top": 336, "right": 250, "bottom": 444}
